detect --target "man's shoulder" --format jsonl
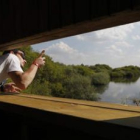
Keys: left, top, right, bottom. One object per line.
{"left": 0, "top": 53, "right": 20, "bottom": 65}
{"left": 8, "top": 53, "right": 17, "bottom": 58}
{"left": 7, "top": 54, "right": 19, "bottom": 62}
{"left": 1, "top": 53, "right": 17, "bottom": 59}
{"left": 6, "top": 53, "right": 23, "bottom": 72}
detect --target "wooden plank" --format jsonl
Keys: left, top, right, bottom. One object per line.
{"left": 60, "top": 0, "right": 74, "bottom": 26}
{"left": 20, "top": 0, "right": 39, "bottom": 37}
{"left": 1, "top": 0, "right": 15, "bottom": 43}
{"left": 20, "top": 0, "right": 30, "bottom": 37}
{"left": 91, "top": 0, "right": 108, "bottom": 18}
{"left": 48, "top": 0, "right": 61, "bottom": 29}
{"left": 13, "top": 0, "right": 22, "bottom": 40}
{"left": 17, "top": 93, "right": 140, "bottom": 113}
{"left": 74, "top": 0, "right": 90, "bottom": 23}
{"left": 110, "top": 0, "right": 131, "bottom": 14}
{"left": 0, "top": 94, "right": 140, "bottom": 139}
{"left": 133, "top": 0, "right": 140, "bottom": 8}
{"left": 0, "top": 0, "right": 3, "bottom": 43}
{"left": 0, "top": 94, "right": 140, "bottom": 126}
{"left": 39, "top": 0, "right": 49, "bottom": 32}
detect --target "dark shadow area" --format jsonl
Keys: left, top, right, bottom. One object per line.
{"left": 0, "top": 109, "right": 109, "bottom": 140}
{"left": 0, "top": 92, "right": 20, "bottom": 95}
{"left": 0, "top": 100, "right": 140, "bottom": 140}
{"left": 105, "top": 115, "right": 140, "bottom": 129}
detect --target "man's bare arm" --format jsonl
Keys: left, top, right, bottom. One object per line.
{"left": 8, "top": 50, "right": 45, "bottom": 90}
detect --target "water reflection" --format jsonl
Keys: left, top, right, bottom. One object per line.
{"left": 97, "top": 77, "right": 140, "bottom": 106}
{"left": 95, "top": 84, "right": 109, "bottom": 94}
{"left": 111, "top": 76, "right": 139, "bottom": 83}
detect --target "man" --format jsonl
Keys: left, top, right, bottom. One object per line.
{"left": 0, "top": 49, "right": 45, "bottom": 93}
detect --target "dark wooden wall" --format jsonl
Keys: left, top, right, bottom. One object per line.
{"left": 0, "top": 0, "right": 140, "bottom": 50}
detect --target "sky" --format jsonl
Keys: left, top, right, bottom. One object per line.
{"left": 31, "top": 21, "right": 140, "bottom": 68}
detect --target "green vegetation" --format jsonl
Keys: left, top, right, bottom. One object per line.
{"left": 11, "top": 46, "right": 140, "bottom": 101}
{"left": 91, "top": 72, "right": 110, "bottom": 85}
{"left": 111, "top": 66, "right": 140, "bottom": 78}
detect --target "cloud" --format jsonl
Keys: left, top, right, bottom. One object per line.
{"left": 105, "top": 45, "right": 123, "bottom": 56}
{"left": 45, "top": 41, "right": 74, "bottom": 54}
{"left": 114, "top": 41, "right": 133, "bottom": 48}
{"left": 95, "top": 24, "right": 134, "bottom": 41}
{"left": 76, "top": 35, "right": 86, "bottom": 41}
{"left": 132, "top": 35, "right": 140, "bottom": 40}
{"left": 75, "top": 23, "right": 134, "bottom": 43}
{"left": 45, "top": 41, "right": 88, "bottom": 64}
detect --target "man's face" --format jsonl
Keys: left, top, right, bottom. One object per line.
{"left": 16, "top": 51, "right": 26, "bottom": 67}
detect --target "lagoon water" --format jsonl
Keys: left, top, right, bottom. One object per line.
{"left": 99, "top": 77, "right": 140, "bottom": 106}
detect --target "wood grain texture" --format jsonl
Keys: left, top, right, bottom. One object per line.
{"left": 0, "top": 93, "right": 140, "bottom": 128}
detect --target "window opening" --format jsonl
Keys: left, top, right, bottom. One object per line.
{"left": 12, "top": 21, "right": 140, "bottom": 107}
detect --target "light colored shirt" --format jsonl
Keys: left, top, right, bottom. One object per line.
{"left": 0, "top": 53, "right": 23, "bottom": 83}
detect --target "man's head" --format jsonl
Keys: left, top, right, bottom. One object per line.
{"left": 3, "top": 49, "right": 26, "bottom": 67}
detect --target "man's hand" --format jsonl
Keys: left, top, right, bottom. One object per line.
{"left": 33, "top": 50, "right": 45, "bottom": 68}
{"left": 4, "top": 83, "right": 22, "bottom": 93}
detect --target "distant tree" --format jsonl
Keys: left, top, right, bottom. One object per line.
{"left": 89, "top": 64, "right": 112, "bottom": 73}
{"left": 111, "top": 66, "right": 140, "bottom": 78}
{"left": 74, "top": 65, "right": 94, "bottom": 76}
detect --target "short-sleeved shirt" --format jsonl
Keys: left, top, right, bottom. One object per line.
{"left": 0, "top": 53, "right": 23, "bottom": 83}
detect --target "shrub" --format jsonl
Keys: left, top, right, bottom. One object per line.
{"left": 92, "top": 72, "right": 110, "bottom": 85}
{"left": 62, "top": 74, "right": 99, "bottom": 101}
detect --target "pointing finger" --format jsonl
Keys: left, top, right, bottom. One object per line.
{"left": 39, "top": 50, "right": 45, "bottom": 57}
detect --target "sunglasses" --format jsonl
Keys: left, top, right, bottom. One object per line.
{"left": 17, "top": 51, "right": 26, "bottom": 60}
